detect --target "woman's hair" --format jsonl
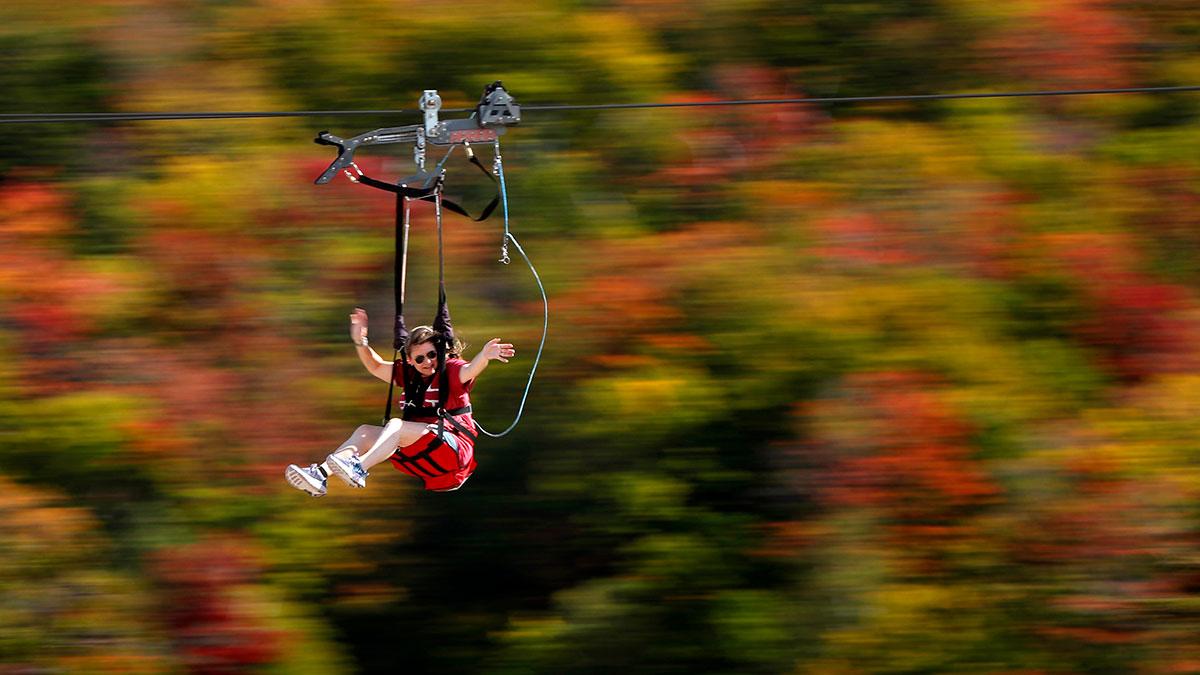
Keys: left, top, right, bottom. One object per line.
{"left": 405, "top": 325, "right": 466, "bottom": 360}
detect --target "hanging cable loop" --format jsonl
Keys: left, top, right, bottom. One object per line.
{"left": 475, "top": 139, "right": 547, "bottom": 438}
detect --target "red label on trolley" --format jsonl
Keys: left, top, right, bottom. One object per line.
{"left": 447, "top": 129, "right": 499, "bottom": 143}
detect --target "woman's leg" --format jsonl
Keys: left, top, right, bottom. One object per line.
{"left": 322, "top": 419, "right": 432, "bottom": 489}
{"left": 354, "top": 418, "right": 432, "bottom": 470}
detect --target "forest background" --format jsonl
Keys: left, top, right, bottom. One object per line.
{"left": 3, "top": 1, "right": 1200, "bottom": 673}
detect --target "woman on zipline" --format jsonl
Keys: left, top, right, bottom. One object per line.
{"left": 286, "top": 308, "right": 515, "bottom": 495}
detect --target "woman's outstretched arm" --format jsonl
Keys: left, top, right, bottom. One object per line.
{"left": 350, "top": 308, "right": 395, "bottom": 383}
{"left": 459, "top": 338, "right": 516, "bottom": 385}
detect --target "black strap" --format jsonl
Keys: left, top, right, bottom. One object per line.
{"left": 438, "top": 408, "right": 479, "bottom": 442}
{"left": 461, "top": 152, "right": 501, "bottom": 222}
{"left": 431, "top": 187, "right": 451, "bottom": 442}
{"left": 398, "top": 404, "right": 474, "bottom": 426}
{"left": 398, "top": 404, "right": 471, "bottom": 418}
{"left": 383, "top": 357, "right": 398, "bottom": 424}
{"left": 383, "top": 189, "right": 410, "bottom": 424}
{"left": 435, "top": 347, "right": 449, "bottom": 441}
{"left": 353, "top": 158, "right": 499, "bottom": 222}
{"left": 393, "top": 192, "right": 408, "bottom": 349}
{"left": 355, "top": 173, "right": 439, "bottom": 199}
{"left": 401, "top": 373, "right": 433, "bottom": 421}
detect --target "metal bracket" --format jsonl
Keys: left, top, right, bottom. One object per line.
{"left": 313, "top": 125, "right": 422, "bottom": 184}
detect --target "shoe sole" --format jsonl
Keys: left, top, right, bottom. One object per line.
{"left": 285, "top": 465, "right": 326, "bottom": 497}
{"left": 326, "top": 455, "right": 366, "bottom": 489}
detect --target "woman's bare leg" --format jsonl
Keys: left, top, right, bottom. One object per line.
{"left": 320, "top": 419, "right": 431, "bottom": 490}
{"left": 355, "top": 418, "right": 431, "bottom": 470}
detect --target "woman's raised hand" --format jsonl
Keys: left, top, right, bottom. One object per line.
{"left": 482, "top": 338, "right": 516, "bottom": 363}
{"left": 350, "top": 307, "right": 368, "bottom": 344}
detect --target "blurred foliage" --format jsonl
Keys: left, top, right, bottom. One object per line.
{"left": 0, "top": 27, "right": 112, "bottom": 174}
{"left": 3, "top": 0, "right": 1200, "bottom": 673}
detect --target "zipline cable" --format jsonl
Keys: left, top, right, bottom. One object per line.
{"left": 3, "top": 85, "right": 1199, "bottom": 124}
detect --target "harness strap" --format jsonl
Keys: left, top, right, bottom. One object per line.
{"left": 461, "top": 151, "right": 501, "bottom": 222}
{"left": 383, "top": 190, "right": 410, "bottom": 424}
{"left": 398, "top": 401, "right": 482, "bottom": 444}
{"left": 401, "top": 374, "right": 433, "bottom": 421}
{"left": 384, "top": 357, "right": 399, "bottom": 424}
{"left": 433, "top": 186, "right": 452, "bottom": 442}
{"left": 353, "top": 173, "right": 428, "bottom": 196}
{"left": 395, "top": 404, "right": 472, "bottom": 419}
{"left": 438, "top": 407, "right": 479, "bottom": 442}
{"left": 351, "top": 157, "right": 499, "bottom": 222}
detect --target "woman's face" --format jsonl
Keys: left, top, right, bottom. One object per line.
{"left": 407, "top": 340, "right": 438, "bottom": 376}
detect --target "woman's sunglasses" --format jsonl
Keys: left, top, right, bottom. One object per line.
{"left": 411, "top": 349, "right": 438, "bottom": 365}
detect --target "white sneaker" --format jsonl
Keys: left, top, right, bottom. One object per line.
{"left": 285, "top": 463, "right": 327, "bottom": 497}
{"left": 326, "top": 453, "right": 369, "bottom": 489}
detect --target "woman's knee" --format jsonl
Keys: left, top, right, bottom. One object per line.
{"left": 384, "top": 417, "right": 406, "bottom": 431}
{"left": 384, "top": 418, "right": 430, "bottom": 445}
